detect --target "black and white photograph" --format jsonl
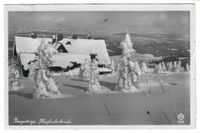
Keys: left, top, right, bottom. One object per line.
{"left": 5, "top": 4, "right": 195, "bottom": 128}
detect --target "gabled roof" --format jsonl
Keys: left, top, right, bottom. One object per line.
{"left": 15, "top": 36, "right": 111, "bottom": 65}
{"left": 15, "top": 36, "right": 45, "bottom": 53}
{"left": 51, "top": 53, "right": 90, "bottom": 68}
{"left": 58, "top": 38, "right": 110, "bottom": 64}
{"left": 52, "top": 42, "right": 68, "bottom": 53}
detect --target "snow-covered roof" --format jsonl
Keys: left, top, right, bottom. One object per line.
{"left": 58, "top": 38, "right": 110, "bottom": 64}
{"left": 19, "top": 53, "right": 37, "bottom": 70}
{"left": 15, "top": 36, "right": 51, "bottom": 53}
{"left": 15, "top": 36, "right": 110, "bottom": 64}
{"left": 51, "top": 53, "right": 90, "bottom": 68}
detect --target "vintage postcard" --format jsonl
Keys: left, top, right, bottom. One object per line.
{"left": 4, "top": 4, "right": 195, "bottom": 128}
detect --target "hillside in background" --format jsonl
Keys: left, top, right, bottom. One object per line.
{"left": 104, "top": 32, "right": 190, "bottom": 57}
{"left": 8, "top": 31, "right": 190, "bottom": 61}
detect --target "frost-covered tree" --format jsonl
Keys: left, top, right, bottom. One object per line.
{"left": 9, "top": 67, "right": 23, "bottom": 91}
{"left": 28, "top": 60, "right": 37, "bottom": 79}
{"left": 88, "top": 58, "right": 101, "bottom": 92}
{"left": 33, "top": 39, "right": 62, "bottom": 99}
{"left": 80, "top": 59, "right": 90, "bottom": 78}
{"left": 115, "top": 33, "right": 141, "bottom": 93}
{"left": 141, "top": 62, "right": 149, "bottom": 74}
{"left": 161, "top": 62, "right": 167, "bottom": 72}
{"left": 186, "top": 63, "right": 190, "bottom": 72}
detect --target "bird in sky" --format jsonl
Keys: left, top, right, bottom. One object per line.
{"left": 101, "top": 18, "right": 108, "bottom": 24}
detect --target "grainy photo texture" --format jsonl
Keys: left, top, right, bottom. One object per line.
{"left": 5, "top": 4, "right": 195, "bottom": 127}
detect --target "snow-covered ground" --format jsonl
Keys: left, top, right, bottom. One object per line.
{"left": 9, "top": 72, "right": 190, "bottom": 125}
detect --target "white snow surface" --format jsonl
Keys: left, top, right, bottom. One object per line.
{"left": 51, "top": 53, "right": 90, "bottom": 68}
{"left": 15, "top": 37, "right": 111, "bottom": 65}
{"left": 19, "top": 53, "right": 37, "bottom": 70}
{"left": 59, "top": 38, "right": 111, "bottom": 64}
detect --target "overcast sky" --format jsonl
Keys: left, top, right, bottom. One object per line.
{"left": 8, "top": 11, "right": 190, "bottom": 36}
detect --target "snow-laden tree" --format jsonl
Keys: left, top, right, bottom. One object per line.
{"left": 186, "top": 63, "right": 190, "bottom": 72}
{"left": 169, "top": 61, "right": 173, "bottom": 71}
{"left": 161, "top": 62, "right": 167, "bottom": 72}
{"left": 141, "top": 62, "right": 149, "bottom": 74}
{"left": 115, "top": 33, "right": 141, "bottom": 93}
{"left": 80, "top": 59, "right": 90, "bottom": 78}
{"left": 81, "top": 56, "right": 102, "bottom": 92}
{"left": 33, "top": 39, "right": 62, "bottom": 99}
{"left": 88, "top": 59, "right": 101, "bottom": 92}
{"left": 9, "top": 67, "right": 23, "bottom": 91}
{"left": 28, "top": 60, "right": 37, "bottom": 79}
